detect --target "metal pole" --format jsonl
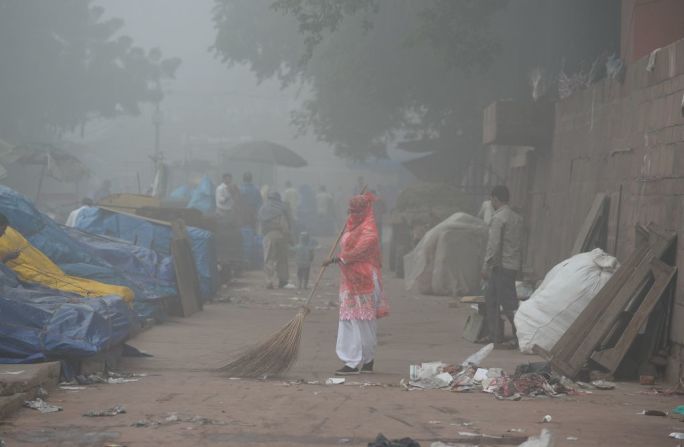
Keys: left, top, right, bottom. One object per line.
{"left": 154, "top": 102, "right": 161, "bottom": 158}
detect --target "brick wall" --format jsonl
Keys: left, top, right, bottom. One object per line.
{"left": 498, "top": 37, "right": 684, "bottom": 381}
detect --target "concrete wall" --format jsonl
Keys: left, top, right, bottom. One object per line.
{"left": 495, "top": 37, "right": 684, "bottom": 381}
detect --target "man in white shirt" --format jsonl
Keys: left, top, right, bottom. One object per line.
{"left": 215, "top": 173, "right": 235, "bottom": 217}
{"left": 283, "top": 181, "right": 300, "bottom": 218}
{"left": 65, "top": 198, "right": 94, "bottom": 227}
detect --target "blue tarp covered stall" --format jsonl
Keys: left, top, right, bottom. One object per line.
{"left": 0, "top": 186, "right": 164, "bottom": 319}
{"left": 64, "top": 227, "right": 177, "bottom": 299}
{"left": 0, "top": 264, "right": 136, "bottom": 364}
{"left": 74, "top": 207, "right": 218, "bottom": 300}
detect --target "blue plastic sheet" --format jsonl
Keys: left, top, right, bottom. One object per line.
{"left": 64, "top": 227, "right": 176, "bottom": 297}
{"left": 187, "top": 175, "right": 215, "bottom": 215}
{"left": 75, "top": 207, "right": 217, "bottom": 299}
{"left": 169, "top": 185, "right": 192, "bottom": 203}
{"left": 0, "top": 186, "right": 165, "bottom": 319}
{"left": 0, "top": 264, "right": 136, "bottom": 364}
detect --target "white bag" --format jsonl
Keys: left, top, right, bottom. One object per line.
{"left": 515, "top": 248, "right": 618, "bottom": 354}
{"left": 404, "top": 213, "right": 488, "bottom": 296}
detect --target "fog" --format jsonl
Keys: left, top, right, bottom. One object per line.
{"left": 79, "top": 0, "right": 342, "bottom": 192}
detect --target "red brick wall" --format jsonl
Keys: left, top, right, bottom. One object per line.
{"left": 501, "top": 37, "right": 684, "bottom": 381}
{"left": 622, "top": 0, "right": 684, "bottom": 62}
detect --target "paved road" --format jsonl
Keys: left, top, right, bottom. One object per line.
{"left": 1, "top": 267, "right": 681, "bottom": 446}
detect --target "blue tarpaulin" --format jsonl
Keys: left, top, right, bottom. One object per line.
{"left": 0, "top": 186, "right": 165, "bottom": 319}
{"left": 74, "top": 207, "right": 217, "bottom": 299}
{"left": 64, "top": 227, "right": 176, "bottom": 298}
{"left": 187, "top": 175, "right": 215, "bottom": 215}
{"left": 0, "top": 264, "right": 136, "bottom": 364}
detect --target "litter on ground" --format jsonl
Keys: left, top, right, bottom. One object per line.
{"left": 83, "top": 405, "right": 126, "bottom": 417}
{"left": 24, "top": 398, "right": 62, "bottom": 413}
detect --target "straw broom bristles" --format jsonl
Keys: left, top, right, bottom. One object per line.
{"left": 218, "top": 306, "right": 309, "bottom": 378}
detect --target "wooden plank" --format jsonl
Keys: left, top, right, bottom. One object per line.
{"left": 591, "top": 259, "right": 676, "bottom": 373}
{"left": 561, "top": 230, "right": 675, "bottom": 377}
{"left": 170, "top": 220, "right": 202, "bottom": 317}
{"left": 460, "top": 295, "right": 485, "bottom": 304}
{"left": 571, "top": 193, "right": 609, "bottom": 255}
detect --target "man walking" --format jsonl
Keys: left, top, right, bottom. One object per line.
{"left": 481, "top": 185, "right": 523, "bottom": 346}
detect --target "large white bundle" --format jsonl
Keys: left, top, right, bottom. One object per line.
{"left": 404, "top": 212, "right": 488, "bottom": 296}
{"left": 515, "top": 248, "right": 618, "bottom": 354}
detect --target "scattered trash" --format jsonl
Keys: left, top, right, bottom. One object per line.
{"left": 338, "top": 438, "right": 352, "bottom": 444}
{"left": 0, "top": 370, "right": 24, "bottom": 375}
{"left": 72, "top": 371, "right": 145, "bottom": 385}
{"left": 541, "top": 415, "right": 552, "bottom": 423}
{"left": 59, "top": 385, "right": 86, "bottom": 391}
{"left": 83, "top": 405, "right": 126, "bottom": 417}
{"left": 107, "top": 377, "right": 140, "bottom": 384}
{"left": 566, "top": 436, "right": 579, "bottom": 441}
{"left": 428, "top": 420, "right": 441, "bottom": 425}
{"left": 673, "top": 405, "right": 684, "bottom": 415}
{"left": 368, "top": 433, "right": 420, "bottom": 447}
{"left": 24, "top": 398, "right": 62, "bottom": 413}
{"left": 284, "top": 283, "right": 297, "bottom": 289}
{"left": 509, "top": 428, "right": 526, "bottom": 433}
{"left": 326, "top": 377, "right": 345, "bottom": 385}
{"left": 408, "top": 362, "right": 454, "bottom": 389}
{"left": 639, "top": 409, "right": 667, "bottom": 417}
{"left": 519, "top": 429, "right": 553, "bottom": 447}
{"left": 462, "top": 343, "right": 494, "bottom": 367}
{"left": 591, "top": 380, "right": 615, "bottom": 390}
{"left": 131, "top": 412, "right": 231, "bottom": 428}
{"left": 457, "top": 431, "right": 479, "bottom": 437}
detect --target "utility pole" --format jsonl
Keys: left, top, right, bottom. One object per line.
{"left": 153, "top": 101, "right": 163, "bottom": 160}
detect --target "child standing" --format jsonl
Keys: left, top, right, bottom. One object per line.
{"left": 295, "top": 232, "right": 315, "bottom": 290}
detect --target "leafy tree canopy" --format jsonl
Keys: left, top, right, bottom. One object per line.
{"left": 213, "top": 0, "right": 505, "bottom": 163}
{"left": 0, "top": 0, "right": 181, "bottom": 141}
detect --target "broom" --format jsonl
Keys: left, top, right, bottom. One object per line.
{"left": 218, "top": 189, "right": 362, "bottom": 378}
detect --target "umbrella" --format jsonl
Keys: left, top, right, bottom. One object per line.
{"left": 226, "top": 141, "right": 307, "bottom": 167}
{"left": 0, "top": 143, "right": 89, "bottom": 182}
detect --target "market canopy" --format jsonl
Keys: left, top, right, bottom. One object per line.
{"left": 225, "top": 140, "right": 307, "bottom": 168}
{"left": 0, "top": 142, "right": 90, "bottom": 182}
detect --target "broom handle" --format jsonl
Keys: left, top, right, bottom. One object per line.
{"left": 303, "top": 185, "right": 367, "bottom": 308}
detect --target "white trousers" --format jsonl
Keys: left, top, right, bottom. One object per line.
{"left": 336, "top": 319, "right": 377, "bottom": 368}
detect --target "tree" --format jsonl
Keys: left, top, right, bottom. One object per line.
{"left": 0, "top": 0, "right": 181, "bottom": 142}
{"left": 212, "top": 0, "right": 505, "bottom": 167}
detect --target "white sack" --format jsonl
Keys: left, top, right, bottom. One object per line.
{"left": 404, "top": 212, "right": 488, "bottom": 296}
{"left": 515, "top": 248, "right": 618, "bottom": 354}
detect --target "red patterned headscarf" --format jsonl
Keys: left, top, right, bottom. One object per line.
{"left": 346, "top": 192, "right": 376, "bottom": 230}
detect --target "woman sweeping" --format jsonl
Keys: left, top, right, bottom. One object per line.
{"left": 324, "top": 191, "right": 389, "bottom": 375}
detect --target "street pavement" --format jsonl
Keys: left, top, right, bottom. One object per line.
{"left": 1, "top": 265, "right": 681, "bottom": 446}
